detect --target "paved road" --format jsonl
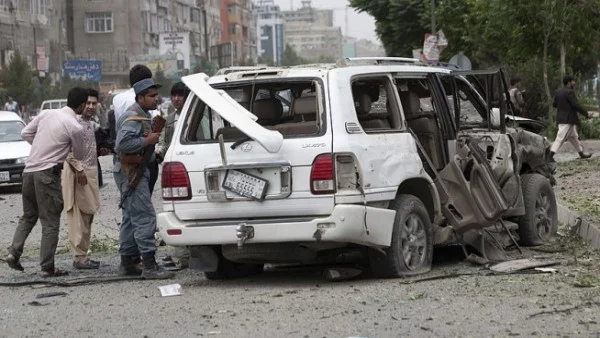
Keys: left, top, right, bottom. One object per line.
{"left": 1, "top": 155, "right": 600, "bottom": 337}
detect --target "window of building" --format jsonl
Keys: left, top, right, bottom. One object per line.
{"left": 227, "top": 4, "right": 237, "bottom": 15}
{"left": 86, "top": 12, "right": 113, "bottom": 33}
{"left": 191, "top": 8, "right": 200, "bottom": 23}
{"left": 228, "top": 24, "right": 237, "bottom": 35}
{"left": 30, "top": 0, "right": 46, "bottom": 16}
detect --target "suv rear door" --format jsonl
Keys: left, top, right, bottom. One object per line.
{"left": 162, "top": 72, "right": 335, "bottom": 222}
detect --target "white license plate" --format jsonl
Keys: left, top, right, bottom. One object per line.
{"left": 222, "top": 169, "right": 268, "bottom": 200}
{"left": 0, "top": 171, "right": 9, "bottom": 182}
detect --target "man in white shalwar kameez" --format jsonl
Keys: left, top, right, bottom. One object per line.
{"left": 62, "top": 89, "right": 110, "bottom": 269}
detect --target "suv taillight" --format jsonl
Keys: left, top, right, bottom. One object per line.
{"left": 161, "top": 162, "right": 192, "bottom": 200}
{"left": 310, "top": 154, "right": 335, "bottom": 194}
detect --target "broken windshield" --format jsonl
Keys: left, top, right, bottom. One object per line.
{"left": 182, "top": 77, "right": 325, "bottom": 147}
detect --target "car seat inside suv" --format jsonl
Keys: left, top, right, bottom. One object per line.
{"left": 353, "top": 92, "right": 391, "bottom": 130}
{"left": 400, "top": 90, "right": 445, "bottom": 170}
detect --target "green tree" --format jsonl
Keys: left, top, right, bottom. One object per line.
{"left": 192, "top": 59, "right": 218, "bottom": 76}
{"left": 350, "top": 0, "right": 600, "bottom": 120}
{"left": 349, "top": 0, "right": 428, "bottom": 57}
{"left": 280, "top": 44, "right": 308, "bottom": 66}
{"left": 257, "top": 56, "right": 275, "bottom": 66}
{"left": 317, "top": 55, "right": 336, "bottom": 63}
{"left": 154, "top": 65, "right": 173, "bottom": 98}
{"left": 1, "top": 51, "right": 34, "bottom": 108}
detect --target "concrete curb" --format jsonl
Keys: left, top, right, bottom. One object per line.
{"left": 557, "top": 203, "right": 600, "bottom": 249}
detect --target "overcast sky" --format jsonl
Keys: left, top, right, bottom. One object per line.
{"left": 271, "top": 0, "right": 380, "bottom": 43}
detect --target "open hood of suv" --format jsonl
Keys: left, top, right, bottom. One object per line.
{"left": 182, "top": 73, "right": 284, "bottom": 153}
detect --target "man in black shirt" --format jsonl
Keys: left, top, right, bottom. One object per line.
{"left": 550, "top": 75, "right": 592, "bottom": 161}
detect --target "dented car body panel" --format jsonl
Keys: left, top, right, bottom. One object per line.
{"left": 157, "top": 61, "right": 556, "bottom": 271}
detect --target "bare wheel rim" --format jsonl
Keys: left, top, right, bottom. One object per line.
{"left": 401, "top": 214, "right": 427, "bottom": 270}
{"left": 534, "top": 190, "right": 553, "bottom": 239}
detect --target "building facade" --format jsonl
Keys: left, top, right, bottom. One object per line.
{"left": 218, "top": 0, "right": 257, "bottom": 67}
{"left": 255, "top": 0, "right": 284, "bottom": 65}
{"left": 342, "top": 37, "right": 386, "bottom": 58}
{"left": 281, "top": 1, "right": 341, "bottom": 62}
{"left": 282, "top": 0, "right": 332, "bottom": 26}
{"left": 68, "top": 0, "right": 221, "bottom": 86}
{"left": 0, "top": 0, "right": 67, "bottom": 77}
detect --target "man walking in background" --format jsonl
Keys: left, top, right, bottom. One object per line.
{"left": 5, "top": 87, "right": 87, "bottom": 277}
{"left": 62, "top": 89, "right": 111, "bottom": 270}
{"left": 550, "top": 75, "right": 592, "bottom": 161}
{"left": 509, "top": 76, "right": 526, "bottom": 117}
{"left": 3, "top": 96, "right": 19, "bottom": 115}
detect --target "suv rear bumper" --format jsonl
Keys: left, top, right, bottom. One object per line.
{"left": 157, "top": 204, "right": 396, "bottom": 248}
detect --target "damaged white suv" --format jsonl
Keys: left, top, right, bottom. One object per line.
{"left": 158, "top": 58, "right": 557, "bottom": 279}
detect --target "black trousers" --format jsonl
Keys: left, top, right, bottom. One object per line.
{"left": 148, "top": 160, "right": 159, "bottom": 196}
{"left": 97, "top": 159, "right": 103, "bottom": 187}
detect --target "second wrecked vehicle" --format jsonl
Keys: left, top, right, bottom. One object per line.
{"left": 157, "top": 58, "right": 557, "bottom": 279}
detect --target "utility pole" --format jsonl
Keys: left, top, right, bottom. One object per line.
{"left": 430, "top": 0, "right": 436, "bottom": 34}
{"left": 200, "top": 1, "right": 210, "bottom": 62}
{"left": 33, "top": 25, "right": 38, "bottom": 71}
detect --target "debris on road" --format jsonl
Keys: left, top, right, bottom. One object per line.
{"left": 528, "top": 301, "right": 600, "bottom": 318}
{"left": 534, "top": 267, "right": 558, "bottom": 273}
{"left": 488, "top": 258, "right": 560, "bottom": 273}
{"left": 27, "top": 301, "right": 49, "bottom": 306}
{"left": 36, "top": 291, "right": 68, "bottom": 299}
{"left": 0, "top": 275, "right": 144, "bottom": 287}
{"left": 158, "top": 283, "right": 182, "bottom": 297}
{"left": 323, "top": 267, "right": 363, "bottom": 282}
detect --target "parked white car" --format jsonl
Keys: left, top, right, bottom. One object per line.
{"left": 157, "top": 58, "right": 557, "bottom": 279}
{"left": 40, "top": 99, "right": 67, "bottom": 112}
{"left": 0, "top": 111, "right": 30, "bottom": 184}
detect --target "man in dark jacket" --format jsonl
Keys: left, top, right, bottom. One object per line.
{"left": 550, "top": 75, "right": 592, "bottom": 160}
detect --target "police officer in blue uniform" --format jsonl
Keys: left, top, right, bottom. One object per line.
{"left": 114, "top": 78, "right": 174, "bottom": 279}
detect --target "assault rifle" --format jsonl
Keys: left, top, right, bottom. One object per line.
{"left": 118, "top": 115, "right": 167, "bottom": 209}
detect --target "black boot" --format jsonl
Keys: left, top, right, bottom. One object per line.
{"left": 120, "top": 255, "right": 142, "bottom": 276}
{"left": 141, "top": 252, "right": 175, "bottom": 280}
{"left": 579, "top": 152, "right": 592, "bottom": 159}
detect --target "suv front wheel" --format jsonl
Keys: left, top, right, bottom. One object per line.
{"left": 369, "top": 194, "right": 433, "bottom": 278}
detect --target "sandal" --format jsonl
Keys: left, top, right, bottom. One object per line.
{"left": 73, "top": 259, "right": 100, "bottom": 270}
{"left": 39, "top": 268, "right": 69, "bottom": 278}
{"left": 6, "top": 254, "right": 24, "bottom": 271}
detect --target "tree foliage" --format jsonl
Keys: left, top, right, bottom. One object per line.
{"left": 349, "top": 0, "right": 600, "bottom": 119}
{"left": 0, "top": 51, "right": 34, "bottom": 108}
{"left": 153, "top": 65, "right": 173, "bottom": 98}
{"left": 281, "top": 44, "right": 308, "bottom": 66}
{"left": 349, "top": 0, "right": 429, "bottom": 56}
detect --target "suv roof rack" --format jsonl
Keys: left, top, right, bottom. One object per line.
{"left": 215, "top": 66, "right": 272, "bottom": 75}
{"left": 337, "top": 57, "right": 424, "bottom": 67}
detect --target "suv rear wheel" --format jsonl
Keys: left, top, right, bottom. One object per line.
{"left": 369, "top": 194, "right": 433, "bottom": 277}
{"left": 517, "top": 173, "right": 557, "bottom": 246}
